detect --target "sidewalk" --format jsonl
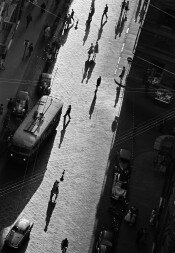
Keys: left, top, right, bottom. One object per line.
{"left": 0, "top": 0, "right": 66, "bottom": 154}
{"left": 114, "top": 2, "right": 166, "bottom": 253}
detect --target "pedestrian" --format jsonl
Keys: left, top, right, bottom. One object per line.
{"left": 65, "top": 14, "right": 71, "bottom": 29}
{"left": 70, "top": 9, "right": 74, "bottom": 21}
{"left": 0, "top": 104, "right": 3, "bottom": 115}
{"left": 102, "top": 4, "right": 108, "bottom": 20}
{"left": 87, "top": 43, "right": 94, "bottom": 60}
{"left": 61, "top": 238, "right": 69, "bottom": 251}
{"left": 119, "top": 66, "right": 126, "bottom": 81}
{"left": 26, "top": 13, "right": 32, "bottom": 29}
{"left": 64, "top": 105, "right": 71, "bottom": 120}
{"left": 23, "top": 39, "right": 30, "bottom": 58}
{"left": 60, "top": 169, "right": 65, "bottom": 182}
{"left": 7, "top": 98, "right": 13, "bottom": 111}
{"left": 125, "top": 1, "right": 129, "bottom": 12}
{"left": 75, "top": 19, "right": 79, "bottom": 29}
{"left": 96, "top": 76, "right": 101, "bottom": 89}
{"left": 40, "top": 2, "right": 46, "bottom": 14}
{"left": 93, "top": 41, "right": 99, "bottom": 60}
{"left": 50, "top": 180, "right": 59, "bottom": 202}
{"left": 121, "top": 0, "right": 126, "bottom": 12}
{"left": 27, "top": 42, "right": 33, "bottom": 57}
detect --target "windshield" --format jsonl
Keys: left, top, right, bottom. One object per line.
{"left": 11, "top": 145, "right": 30, "bottom": 154}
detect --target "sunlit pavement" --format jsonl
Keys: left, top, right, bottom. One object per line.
{"left": 0, "top": 0, "right": 144, "bottom": 252}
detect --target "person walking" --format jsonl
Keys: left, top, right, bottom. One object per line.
{"left": 23, "top": 39, "right": 30, "bottom": 58}
{"left": 93, "top": 41, "right": 99, "bottom": 60}
{"left": 125, "top": 1, "right": 129, "bottom": 12}
{"left": 61, "top": 238, "right": 69, "bottom": 252}
{"left": 70, "top": 9, "right": 74, "bottom": 21}
{"left": 102, "top": 4, "right": 108, "bottom": 20}
{"left": 60, "top": 169, "right": 65, "bottom": 182}
{"left": 96, "top": 76, "right": 101, "bottom": 89}
{"left": 0, "top": 104, "right": 3, "bottom": 115}
{"left": 26, "top": 13, "right": 32, "bottom": 29}
{"left": 27, "top": 42, "right": 34, "bottom": 57}
{"left": 121, "top": 0, "right": 126, "bottom": 13}
{"left": 50, "top": 180, "right": 59, "bottom": 202}
{"left": 7, "top": 98, "right": 13, "bottom": 112}
{"left": 119, "top": 66, "right": 126, "bottom": 81}
{"left": 64, "top": 105, "right": 71, "bottom": 120}
{"left": 87, "top": 43, "right": 94, "bottom": 60}
{"left": 75, "top": 19, "right": 79, "bottom": 29}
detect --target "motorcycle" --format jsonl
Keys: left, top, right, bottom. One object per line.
{"left": 124, "top": 206, "right": 138, "bottom": 225}
{"left": 149, "top": 208, "right": 157, "bottom": 226}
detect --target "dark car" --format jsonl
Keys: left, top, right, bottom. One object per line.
{"left": 5, "top": 218, "right": 33, "bottom": 249}
{"left": 96, "top": 230, "right": 114, "bottom": 253}
{"left": 115, "top": 148, "right": 131, "bottom": 172}
{"left": 12, "top": 91, "right": 29, "bottom": 119}
{"left": 37, "top": 73, "right": 51, "bottom": 97}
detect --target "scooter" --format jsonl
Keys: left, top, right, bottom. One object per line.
{"left": 149, "top": 208, "right": 157, "bottom": 226}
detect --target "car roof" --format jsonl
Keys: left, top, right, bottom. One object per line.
{"left": 101, "top": 230, "right": 113, "bottom": 244}
{"left": 17, "top": 91, "right": 29, "bottom": 100}
{"left": 119, "top": 149, "right": 131, "bottom": 161}
{"left": 99, "top": 244, "right": 112, "bottom": 253}
{"left": 14, "top": 218, "right": 30, "bottom": 230}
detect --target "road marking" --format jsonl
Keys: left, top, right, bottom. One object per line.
{"left": 126, "top": 27, "right": 129, "bottom": 34}
{"left": 121, "top": 43, "right": 125, "bottom": 52}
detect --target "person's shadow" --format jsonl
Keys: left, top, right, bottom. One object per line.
{"left": 115, "top": 12, "right": 123, "bottom": 38}
{"left": 111, "top": 116, "right": 118, "bottom": 132}
{"left": 59, "top": 117, "right": 70, "bottom": 148}
{"left": 60, "top": 23, "right": 74, "bottom": 46}
{"left": 83, "top": 21, "right": 91, "bottom": 45}
{"left": 44, "top": 200, "right": 56, "bottom": 232}
{"left": 119, "top": 14, "right": 127, "bottom": 37}
{"left": 114, "top": 86, "right": 121, "bottom": 107}
{"left": 86, "top": 59, "right": 96, "bottom": 83}
{"left": 82, "top": 59, "right": 90, "bottom": 83}
{"left": 89, "top": 88, "right": 97, "bottom": 119}
{"left": 97, "top": 19, "right": 107, "bottom": 41}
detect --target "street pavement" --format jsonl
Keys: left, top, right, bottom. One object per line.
{"left": 0, "top": 0, "right": 169, "bottom": 253}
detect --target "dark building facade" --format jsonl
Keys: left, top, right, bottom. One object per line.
{"left": 132, "top": 0, "right": 175, "bottom": 90}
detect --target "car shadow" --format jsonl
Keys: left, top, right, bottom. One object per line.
{"left": 0, "top": 131, "right": 57, "bottom": 251}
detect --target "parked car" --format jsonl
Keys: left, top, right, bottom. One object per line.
{"left": 111, "top": 172, "right": 128, "bottom": 201}
{"left": 4, "top": 218, "right": 34, "bottom": 249}
{"left": 37, "top": 73, "right": 51, "bottom": 97}
{"left": 96, "top": 230, "right": 114, "bottom": 253}
{"left": 115, "top": 148, "right": 131, "bottom": 172}
{"left": 12, "top": 91, "right": 29, "bottom": 118}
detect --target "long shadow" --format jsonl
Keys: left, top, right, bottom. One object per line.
{"left": 60, "top": 23, "right": 74, "bottom": 47}
{"left": 135, "top": 0, "right": 142, "bottom": 22}
{"left": 114, "top": 86, "right": 121, "bottom": 107}
{"left": 83, "top": 22, "right": 91, "bottom": 45}
{"left": 44, "top": 200, "right": 56, "bottom": 232}
{"left": 83, "top": 0, "right": 95, "bottom": 45}
{"left": 0, "top": 131, "right": 57, "bottom": 250}
{"left": 86, "top": 59, "right": 96, "bottom": 83}
{"left": 118, "top": 13, "right": 127, "bottom": 37}
{"left": 58, "top": 117, "right": 70, "bottom": 148}
{"left": 81, "top": 59, "right": 90, "bottom": 83}
{"left": 89, "top": 88, "right": 97, "bottom": 119}
{"left": 115, "top": 12, "right": 123, "bottom": 38}
{"left": 97, "top": 19, "right": 107, "bottom": 41}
